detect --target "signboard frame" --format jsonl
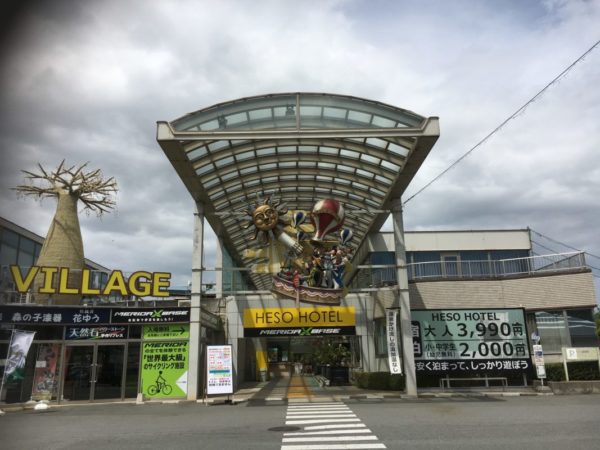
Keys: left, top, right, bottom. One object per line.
{"left": 411, "top": 307, "right": 530, "bottom": 375}
{"left": 140, "top": 324, "right": 190, "bottom": 399}
{"left": 206, "top": 345, "right": 234, "bottom": 397}
{"left": 242, "top": 306, "right": 356, "bottom": 337}
{"left": 386, "top": 309, "right": 402, "bottom": 375}
{"left": 562, "top": 347, "right": 600, "bottom": 382}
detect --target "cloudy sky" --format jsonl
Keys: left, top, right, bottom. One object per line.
{"left": 0, "top": 0, "right": 598, "bottom": 301}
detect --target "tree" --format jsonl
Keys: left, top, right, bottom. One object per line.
{"left": 594, "top": 308, "right": 600, "bottom": 338}
{"left": 15, "top": 161, "right": 117, "bottom": 305}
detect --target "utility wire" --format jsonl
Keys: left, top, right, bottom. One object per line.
{"left": 531, "top": 238, "right": 600, "bottom": 273}
{"left": 404, "top": 39, "right": 600, "bottom": 205}
{"left": 531, "top": 229, "right": 600, "bottom": 261}
{"left": 531, "top": 240, "right": 560, "bottom": 255}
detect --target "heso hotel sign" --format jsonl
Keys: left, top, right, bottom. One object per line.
{"left": 411, "top": 308, "right": 530, "bottom": 374}
{"left": 243, "top": 307, "right": 355, "bottom": 336}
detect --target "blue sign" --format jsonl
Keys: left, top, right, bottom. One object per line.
{"left": 0, "top": 306, "right": 111, "bottom": 325}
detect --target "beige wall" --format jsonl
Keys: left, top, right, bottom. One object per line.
{"left": 368, "top": 229, "right": 531, "bottom": 252}
{"left": 373, "top": 271, "right": 596, "bottom": 317}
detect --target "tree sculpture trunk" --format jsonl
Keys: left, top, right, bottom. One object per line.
{"left": 15, "top": 161, "right": 117, "bottom": 306}
{"left": 34, "top": 191, "right": 85, "bottom": 305}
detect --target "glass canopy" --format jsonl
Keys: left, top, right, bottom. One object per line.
{"left": 157, "top": 93, "right": 440, "bottom": 290}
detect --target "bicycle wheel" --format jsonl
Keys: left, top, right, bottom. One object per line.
{"left": 147, "top": 385, "right": 158, "bottom": 396}
{"left": 163, "top": 384, "right": 173, "bottom": 395}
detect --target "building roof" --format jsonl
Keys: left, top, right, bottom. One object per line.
{"left": 157, "top": 93, "right": 439, "bottom": 289}
{"left": 0, "top": 216, "right": 110, "bottom": 271}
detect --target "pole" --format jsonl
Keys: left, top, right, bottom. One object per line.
{"left": 391, "top": 199, "right": 417, "bottom": 397}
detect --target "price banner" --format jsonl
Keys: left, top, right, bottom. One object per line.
{"left": 411, "top": 308, "right": 530, "bottom": 374}
{"left": 206, "top": 345, "right": 233, "bottom": 395}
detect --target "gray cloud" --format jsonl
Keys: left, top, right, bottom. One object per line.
{"left": 0, "top": 0, "right": 598, "bottom": 299}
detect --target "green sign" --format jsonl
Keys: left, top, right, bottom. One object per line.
{"left": 411, "top": 309, "right": 529, "bottom": 360}
{"left": 143, "top": 324, "right": 189, "bottom": 340}
{"left": 141, "top": 325, "right": 189, "bottom": 398}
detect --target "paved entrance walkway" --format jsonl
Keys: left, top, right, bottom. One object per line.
{"left": 234, "top": 374, "right": 382, "bottom": 403}
{"left": 226, "top": 375, "right": 546, "bottom": 404}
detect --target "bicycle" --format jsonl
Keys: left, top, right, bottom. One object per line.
{"left": 147, "top": 382, "right": 172, "bottom": 395}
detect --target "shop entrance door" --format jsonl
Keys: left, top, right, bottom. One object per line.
{"left": 63, "top": 344, "right": 125, "bottom": 401}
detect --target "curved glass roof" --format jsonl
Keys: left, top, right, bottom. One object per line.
{"left": 157, "top": 93, "right": 439, "bottom": 290}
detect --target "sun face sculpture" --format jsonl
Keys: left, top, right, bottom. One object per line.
{"left": 252, "top": 203, "right": 279, "bottom": 231}
{"left": 243, "top": 196, "right": 288, "bottom": 244}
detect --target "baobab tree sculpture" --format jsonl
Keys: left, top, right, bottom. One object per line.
{"left": 15, "top": 161, "right": 117, "bottom": 305}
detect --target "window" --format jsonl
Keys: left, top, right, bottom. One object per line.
{"left": 374, "top": 318, "right": 388, "bottom": 356}
{"left": 534, "top": 311, "right": 570, "bottom": 353}
{"left": 566, "top": 309, "right": 598, "bottom": 347}
{"left": 441, "top": 253, "right": 461, "bottom": 277}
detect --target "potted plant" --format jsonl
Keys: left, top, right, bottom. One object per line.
{"left": 313, "top": 342, "right": 351, "bottom": 385}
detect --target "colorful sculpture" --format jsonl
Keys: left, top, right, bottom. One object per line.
{"left": 311, "top": 199, "right": 345, "bottom": 241}
{"left": 242, "top": 196, "right": 354, "bottom": 305}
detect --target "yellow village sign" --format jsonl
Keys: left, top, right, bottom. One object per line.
{"left": 10, "top": 266, "right": 171, "bottom": 297}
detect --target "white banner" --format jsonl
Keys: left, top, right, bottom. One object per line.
{"left": 206, "top": 345, "right": 233, "bottom": 395}
{"left": 2, "top": 330, "right": 36, "bottom": 384}
{"left": 386, "top": 310, "right": 402, "bottom": 374}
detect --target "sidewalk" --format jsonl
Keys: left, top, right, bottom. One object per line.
{"left": 1, "top": 375, "right": 551, "bottom": 412}
{"left": 209, "top": 374, "right": 549, "bottom": 404}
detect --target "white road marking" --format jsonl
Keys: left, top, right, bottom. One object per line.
{"left": 284, "top": 429, "right": 372, "bottom": 436}
{"left": 281, "top": 401, "right": 386, "bottom": 449}
{"left": 281, "top": 444, "right": 386, "bottom": 450}
{"left": 286, "top": 414, "right": 357, "bottom": 419}
{"left": 303, "top": 424, "right": 367, "bottom": 431}
{"left": 286, "top": 418, "right": 361, "bottom": 425}
{"left": 283, "top": 436, "right": 378, "bottom": 442}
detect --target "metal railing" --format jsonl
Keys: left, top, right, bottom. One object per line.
{"left": 363, "top": 252, "right": 588, "bottom": 288}
{"left": 0, "top": 252, "right": 589, "bottom": 302}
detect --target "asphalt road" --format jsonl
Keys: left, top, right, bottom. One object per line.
{"left": 1, "top": 395, "right": 599, "bottom": 449}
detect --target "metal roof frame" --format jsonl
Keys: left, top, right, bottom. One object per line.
{"left": 157, "top": 93, "right": 439, "bottom": 289}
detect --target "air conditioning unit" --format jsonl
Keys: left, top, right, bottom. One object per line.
{"left": 178, "top": 299, "right": 191, "bottom": 307}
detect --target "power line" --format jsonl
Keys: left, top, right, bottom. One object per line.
{"left": 531, "top": 229, "right": 600, "bottom": 261}
{"left": 531, "top": 240, "right": 560, "bottom": 255}
{"left": 404, "top": 38, "right": 600, "bottom": 205}
{"left": 531, "top": 238, "right": 600, "bottom": 273}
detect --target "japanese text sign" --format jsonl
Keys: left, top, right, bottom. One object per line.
{"left": 411, "top": 308, "right": 530, "bottom": 374}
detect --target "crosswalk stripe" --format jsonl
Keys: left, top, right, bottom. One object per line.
{"left": 288, "top": 408, "right": 351, "bottom": 411}
{"left": 286, "top": 418, "right": 361, "bottom": 425}
{"left": 284, "top": 429, "right": 372, "bottom": 436}
{"left": 303, "top": 424, "right": 367, "bottom": 431}
{"left": 281, "top": 444, "right": 386, "bottom": 450}
{"left": 286, "top": 414, "right": 356, "bottom": 418}
{"left": 283, "top": 436, "right": 378, "bottom": 442}
{"left": 287, "top": 408, "right": 351, "bottom": 411}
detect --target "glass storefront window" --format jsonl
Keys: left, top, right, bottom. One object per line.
{"left": 535, "top": 311, "right": 570, "bottom": 353}
{"left": 124, "top": 343, "right": 140, "bottom": 398}
{"left": 374, "top": 318, "right": 387, "bottom": 356}
{"left": 566, "top": 309, "right": 599, "bottom": 347}
{"left": 31, "top": 343, "right": 62, "bottom": 401}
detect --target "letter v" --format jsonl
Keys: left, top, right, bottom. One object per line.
{"left": 10, "top": 265, "right": 39, "bottom": 292}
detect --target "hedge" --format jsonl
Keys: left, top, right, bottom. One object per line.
{"left": 353, "top": 371, "right": 405, "bottom": 391}
{"left": 545, "top": 362, "right": 600, "bottom": 381}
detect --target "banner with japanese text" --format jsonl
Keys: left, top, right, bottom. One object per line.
{"left": 386, "top": 309, "right": 402, "bottom": 374}
{"left": 411, "top": 308, "right": 530, "bottom": 374}
{"left": 141, "top": 325, "right": 189, "bottom": 399}
{"left": 206, "top": 345, "right": 233, "bottom": 395}
{"left": 31, "top": 344, "right": 60, "bottom": 400}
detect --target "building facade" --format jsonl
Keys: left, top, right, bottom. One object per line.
{"left": 1, "top": 93, "right": 597, "bottom": 405}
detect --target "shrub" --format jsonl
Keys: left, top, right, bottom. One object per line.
{"left": 545, "top": 364, "right": 565, "bottom": 381}
{"left": 545, "top": 362, "right": 600, "bottom": 381}
{"left": 389, "top": 374, "right": 406, "bottom": 391}
{"left": 352, "top": 371, "right": 405, "bottom": 390}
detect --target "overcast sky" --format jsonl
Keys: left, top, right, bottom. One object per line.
{"left": 0, "top": 0, "right": 598, "bottom": 301}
